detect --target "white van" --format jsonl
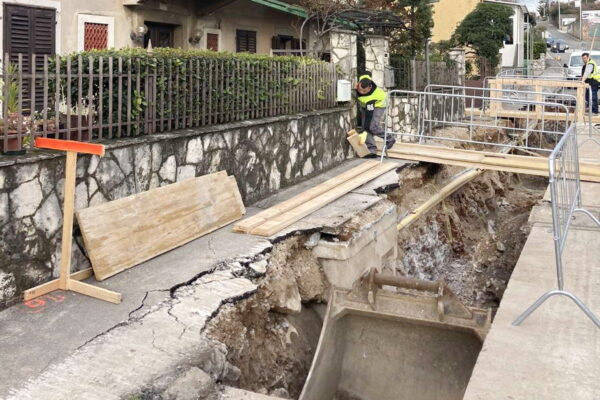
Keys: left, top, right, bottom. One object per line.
{"left": 566, "top": 50, "right": 600, "bottom": 79}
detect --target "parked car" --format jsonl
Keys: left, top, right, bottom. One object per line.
{"left": 546, "top": 37, "right": 555, "bottom": 48}
{"left": 565, "top": 50, "right": 600, "bottom": 79}
{"left": 551, "top": 40, "right": 569, "bottom": 53}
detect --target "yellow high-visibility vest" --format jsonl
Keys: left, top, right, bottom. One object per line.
{"left": 588, "top": 59, "right": 600, "bottom": 82}
{"left": 357, "top": 75, "right": 387, "bottom": 108}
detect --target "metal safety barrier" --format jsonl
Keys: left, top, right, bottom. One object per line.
{"left": 513, "top": 123, "right": 600, "bottom": 328}
{"left": 424, "top": 84, "right": 577, "bottom": 116}
{"left": 384, "top": 89, "right": 570, "bottom": 155}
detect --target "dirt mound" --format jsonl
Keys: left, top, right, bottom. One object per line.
{"left": 205, "top": 236, "right": 328, "bottom": 399}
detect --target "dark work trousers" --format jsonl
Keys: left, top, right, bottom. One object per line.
{"left": 361, "top": 107, "right": 395, "bottom": 154}
{"left": 585, "top": 79, "right": 599, "bottom": 114}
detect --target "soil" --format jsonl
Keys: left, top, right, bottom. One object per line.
{"left": 205, "top": 236, "right": 328, "bottom": 399}
{"left": 392, "top": 165, "right": 547, "bottom": 310}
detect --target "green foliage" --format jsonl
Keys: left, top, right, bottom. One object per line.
{"left": 1, "top": 62, "right": 19, "bottom": 113}
{"left": 452, "top": 3, "right": 514, "bottom": 69}
{"left": 45, "top": 48, "right": 333, "bottom": 136}
{"left": 533, "top": 41, "right": 547, "bottom": 60}
{"left": 388, "top": 0, "right": 434, "bottom": 58}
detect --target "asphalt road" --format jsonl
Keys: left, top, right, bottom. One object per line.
{"left": 542, "top": 21, "right": 588, "bottom": 67}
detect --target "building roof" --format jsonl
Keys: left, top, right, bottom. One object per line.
{"left": 484, "top": 0, "right": 530, "bottom": 14}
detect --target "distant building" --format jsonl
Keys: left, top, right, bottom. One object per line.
{"left": 431, "top": 0, "right": 530, "bottom": 69}
{"left": 431, "top": 0, "right": 481, "bottom": 42}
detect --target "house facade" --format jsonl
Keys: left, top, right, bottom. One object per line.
{"left": 431, "top": 0, "right": 480, "bottom": 43}
{"left": 0, "top": 0, "right": 312, "bottom": 68}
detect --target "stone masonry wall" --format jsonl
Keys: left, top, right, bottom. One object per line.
{"left": 0, "top": 108, "right": 352, "bottom": 309}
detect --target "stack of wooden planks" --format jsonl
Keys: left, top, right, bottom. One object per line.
{"left": 77, "top": 171, "right": 245, "bottom": 281}
{"left": 233, "top": 161, "right": 399, "bottom": 237}
{"left": 380, "top": 142, "right": 600, "bottom": 183}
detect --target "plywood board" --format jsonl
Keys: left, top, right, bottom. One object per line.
{"left": 77, "top": 171, "right": 246, "bottom": 281}
{"left": 347, "top": 133, "right": 372, "bottom": 158}
{"left": 238, "top": 162, "right": 399, "bottom": 237}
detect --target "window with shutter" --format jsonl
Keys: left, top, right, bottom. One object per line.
{"left": 236, "top": 30, "right": 257, "bottom": 53}
{"left": 4, "top": 4, "right": 56, "bottom": 112}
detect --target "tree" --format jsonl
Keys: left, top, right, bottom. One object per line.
{"left": 452, "top": 3, "right": 514, "bottom": 70}
{"left": 296, "top": 0, "right": 433, "bottom": 59}
{"left": 366, "top": 0, "right": 434, "bottom": 57}
{"left": 387, "top": 0, "right": 434, "bottom": 57}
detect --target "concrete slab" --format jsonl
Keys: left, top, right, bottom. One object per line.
{"left": 6, "top": 271, "right": 258, "bottom": 400}
{"left": 577, "top": 124, "right": 600, "bottom": 163}
{"left": 464, "top": 224, "right": 600, "bottom": 400}
{"left": 0, "top": 224, "right": 270, "bottom": 397}
{"left": 0, "top": 159, "right": 401, "bottom": 397}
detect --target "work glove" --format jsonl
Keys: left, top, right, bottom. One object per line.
{"left": 358, "top": 131, "right": 368, "bottom": 145}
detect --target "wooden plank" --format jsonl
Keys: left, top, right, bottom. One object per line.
{"left": 470, "top": 108, "right": 577, "bottom": 122}
{"left": 233, "top": 161, "right": 379, "bottom": 233}
{"left": 381, "top": 142, "right": 600, "bottom": 182}
{"left": 68, "top": 280, "right": 122, "bottom": 304}
{"left": 248, "top": 162, "right": 399, "bottom": 237}
{"left": 59, "top": 151, "right": 77, "bottom": 290}
{"left": 77, "top": 171, "right": 246, "bottom": 281}
{"left": 22, "top": 268, "right": 92, "bottom": 301}
{"left": 35, "top": 137, "right": 105, "bottom": 156}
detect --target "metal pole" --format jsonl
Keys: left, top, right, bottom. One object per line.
{"left": 426, "top": 39, "right": 431, "bottom": 88}
{"left": 581, "top": 0, "right": 584, "bottom": 41}
{"left": 558, "top": 0, "right": 561, "bottom": 31}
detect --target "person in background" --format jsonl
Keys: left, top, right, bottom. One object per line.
{"left": 582, "top": 52, "right": 600, "bottom": 114}
{"left": 355, "top": 74, "right": 395, "bottom": 157}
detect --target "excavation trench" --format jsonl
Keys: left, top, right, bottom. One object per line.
{"left": 205, "top": 163, "right": 546, "bottom": 400}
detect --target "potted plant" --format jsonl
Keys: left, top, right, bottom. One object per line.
{"left": 0, "top": 62, "right": 27, "bottom": 155}
{"left": 31, "top": 109, "right": 58, "bottom": 138}
{"left": 58, "top": 101, "right": 91, "bottom": 141}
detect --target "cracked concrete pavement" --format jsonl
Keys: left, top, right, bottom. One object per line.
{"left": 0, "top": 159, "right": 406, "bottom": 398}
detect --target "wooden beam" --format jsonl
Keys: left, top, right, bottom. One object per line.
{"left": 468, "top": 108, "right": 579, "bottom": 122}
{"left": 380, "top": 143, "right": 600, "bottom": 182}
{"left": 233, "top": 161, "right": 378, "bottom": 233}
{"left": 35, "top": 137, "right": 105, "bottom": 156}
{"left": 235, "top": 162, "right": 399, "bottom": 237}
{"left": 397, "top": 169, "right": 483, "bottom": 232}
{"left": 23, "top": 268, "right": 93, "bottom": 301}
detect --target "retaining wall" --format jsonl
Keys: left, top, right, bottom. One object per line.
{"left": 0, "top": 107, "right": 353, "bottom": 308}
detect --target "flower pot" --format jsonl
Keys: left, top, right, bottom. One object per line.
{"left": 0, "top": 134, "right": 25, "bottom": 156}
{"left": 60, "top": 115, "right": 90, "bottom": 141}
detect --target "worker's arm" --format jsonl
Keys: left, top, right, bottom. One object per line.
{"left": 583, "top": 63, "right": 593, "bottom": 82}
{"left": 362, "top": 100, "right": 377, "bottom": 133}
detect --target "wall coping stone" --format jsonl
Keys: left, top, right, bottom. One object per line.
{"left": 0, "top": 107, "right": 351, "bottom": 168}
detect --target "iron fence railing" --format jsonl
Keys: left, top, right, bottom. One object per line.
{"left": 0, "top": 53, "right": 339, "bottom": 153}
{"left": 513, "top": 123, "right": 600, "bottom": 328}
{"left": 388, "top": 59, "right": 461, "bottom": 91}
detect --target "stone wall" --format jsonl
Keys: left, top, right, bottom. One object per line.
{"left": 0, "top": 108, "right": 352, "bottom": 309}
{"left": 387, "top": 94, "right": 465, "bottom": 138}
{"left": 363, "top": 35, "right": 390, "bottom": 88}
{"left": 330, "top": 30, "right": 358, "bottom": 81}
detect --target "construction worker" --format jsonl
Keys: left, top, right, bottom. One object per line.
{"left": 582, "top": 52, "right": 600, "bottom": 114}
{"left": 356, "top": 74, "right": 395, "bottom": 157}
